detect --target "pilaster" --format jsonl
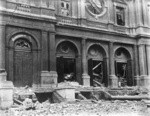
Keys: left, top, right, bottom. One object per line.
{"left": 80, "top": 0, "right": 86, "bottom": 19}
{"left": 138, "top": 44, "right": 147, "bottom": 87}
{"left": 0, "top": 25, "right": 6, "bottom": 75}
{"left": 133, "top": 45, "right": 140, "bottom": 86}
{"left": 81, "top": 38, "right": 90, "bottom": 86}
{"left": 109, "top": 42, "right": 118, "bottom": 88}
{"left": 40, "top": 32, "right": 57, "bottom": 87}
{"left": 108, "top": 0, "right": 114, "bottom": 31}
{"left": 135, "top": 0, "right": 143, "bottom": 26}
{"left": 146, "top": 45, "right": 150, "bottom": 75}
{"left": 49, "top": 32, "right": 57, "bottom": 84}
{"left": 141, "top": 0, "right": 148, "bottom": 26}
{"left": 78, "top": 0, "right": 87, "bottom": 26}
{"left": 41, "top": 31, "right": 48, "bottom": 70}
{"left": 145, "top": 45, "right": 150, "bottom": 89}
{"left": 0, "top": 25, "right": 14, "bottom": 109}
{"left": 76, "top": 54, "right": 82, "bottom": 84}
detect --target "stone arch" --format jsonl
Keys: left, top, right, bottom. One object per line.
{"left": 56, "top": 40, "right": 81, "bottom": 83}
{"left": 8, "top": 32, "right": 40, "bottom": 50}
{"left": 87, "top": 44, "right": 108, "bottom": 86}
{"left": 56, "top": 39, "right": 80, "bottom": 56}
{"left": 6, "top": 33, "right": 40, "bottom": 87}
{"left": 87, "top": 43, "right": 108, "bottom": 58}
{"left": 87, "top": 44, "right": 107, "bottom": 60}
{"left": 114, "top": 47, "right": 134, "bottom": 86}
{"left": 56, "top": 40, "right": 78, "bottom": 58}
{"left": 114, "top": 46, "right": 132, "bottom": 60}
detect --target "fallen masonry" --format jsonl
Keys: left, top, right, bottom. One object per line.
{"left": 2, "top": 99, "right": 150, "bottom": 116}
{"left": 1, "top": 82, "right": 150, "bottom": 116}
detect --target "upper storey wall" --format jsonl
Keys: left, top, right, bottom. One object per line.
{"left": 0, "top": 0, "right": 56, "bottom": 20}
{"left": 0, "top": 0, "right": 150, "bottom": 37}
{"left": 55, "top": 0, "right": 150, "bottom": 36}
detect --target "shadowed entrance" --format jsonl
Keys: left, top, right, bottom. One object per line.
{"left": 56, "top": 41, "right": 79, "bottom": 83}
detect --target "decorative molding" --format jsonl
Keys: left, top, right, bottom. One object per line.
{"left": 16, "top": 4, "right": 31, "bottom": 13}
{"left": 113, "top": 2, "right": 127, "bottom": 8}
{"left": 89, "top": 48, "right": 98, "bottom": 56}
{"left": 85, "top": 0, "right": 107, "bottom": 19}
{"left": 15, "top": 39, "right": 31, "bottom": 49}
{"left": 113, "top": 0, "right": 129, "bottom": 5}
{"left": 60, "top": 44, "right": 70, "bottom": 53}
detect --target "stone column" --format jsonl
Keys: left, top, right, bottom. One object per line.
{"left": 41, "top": 31, "right": 57, "bottom": 87}
{"left": 135, "top": 0, "right": 143, "bottom": 26}
{"left": 138, "top": 44, "right": 147, "bottom": 87}
{"left": 145, "top": 45, "right": 150, "bottom": 88}
{"left": 108, "top": 0, "right": 114, "bottom": 31}
{"left": 141, "top": 0, "right": 148, "bottom": 26}
{"left": 133, "top": 45, "right": 140, "bottom": 86}
{"left": 109, "top": 42, "right": 118, "bottom": 88}
{"left": 41, "top": 31, "right": 48, "bottom": 70}
{"left": 76, "top": 55, "right": 82, "bottom": 84}
{"left": 103, "top": 57, "right": 109, "bottom": 87}
{"left": 0, "top": 25, "right": 6, "bottom": 79}
{"left": 78, "top": 0, "right": 86, "bottom": 25}
{"left": 40, "top": 31, "right": 50, "bottom": 87}
{"left": 82, "top": 38, "right": 90, "bottom": 86}
{"left": 146, "top": 45, "right": 150, "bottom": 75}
{"left": 49, "top": 32, "right": 57, "bottom": 85}
{"left": 0, "top": 25, "right": 13, "bottom": 109}
{"left": 80, "top": 0, "right": 86, "bottom": 18}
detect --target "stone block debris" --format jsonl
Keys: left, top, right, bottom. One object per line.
{"left": 0, "top": 99, "right": 149, "bottom": 116}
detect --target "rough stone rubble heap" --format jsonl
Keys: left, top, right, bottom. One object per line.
{"left": 5, "top": 99, "right": 149, "bottom": 116}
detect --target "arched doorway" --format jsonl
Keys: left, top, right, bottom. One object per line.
{"left": 56, "top": 41, "right": 79, "bottom": 83}
{"left": 14, "top": 39, "right": 33, "bottom": 86}
{"left": 7, "top": 34, "right": 40, "bottom": 87}
{"left": 88, "top": 44, "right": 108, "bottom": 86}
{"left": 115, "top": 47, "right": 133, "bottom": 87}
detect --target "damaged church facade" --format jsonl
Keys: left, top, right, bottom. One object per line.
{"left": 0, "top": 0, "right": 150, "bottom": 89}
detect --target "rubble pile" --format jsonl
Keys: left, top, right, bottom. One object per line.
{"left": 13, "top": 86, "right": 37, "bottom": 104}
{"left": 0, "top": 84, "right": 149, "bottom": 116}
{"left": 1, "top": 99, "right": 148, "bottom": 116}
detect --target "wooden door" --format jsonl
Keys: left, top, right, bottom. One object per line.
{"left": 14, "top": 51, "right": 33, "bottom": 87}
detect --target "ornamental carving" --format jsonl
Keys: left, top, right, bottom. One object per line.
{"left": 60, "top": 45, "right": 70, "bottom": 53}
{"left": 89, "top": 48, "right": 98, "bottom": 56}
{"left": 85, "top": 0, "right": 107, "bottom": 18}
{"left": 15, "top": 39, "right": 31, "bottom": 49}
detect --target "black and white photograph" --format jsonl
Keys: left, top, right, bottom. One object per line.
{"left": 0, "top": 0, "right": 150, "bottom": 116}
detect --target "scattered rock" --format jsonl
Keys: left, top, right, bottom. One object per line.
{"left": 3, "top": 100, "right": 149, "bottom": 116}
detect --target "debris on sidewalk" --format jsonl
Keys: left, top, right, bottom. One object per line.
{"left": 0, "top": 99, "right": 148, "bottom": 116}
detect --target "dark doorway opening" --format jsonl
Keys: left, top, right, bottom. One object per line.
{"left": 88, "top": 59, "right": 104, "bottom": 86}
{"left": 57, "top": 57, "right": 76, "bottom": 83}
{"left": 115, "top": 48, "right": 134, "bottom": 87}
{"left": 115, "top": 62, "right": 127, "bottom": 87}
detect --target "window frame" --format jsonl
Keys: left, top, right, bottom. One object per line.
{"left": 114, "top": 3, "right": 127, "bottom": 27}
{"left": 60, "top": 0, "right": 71, "bottom": 17}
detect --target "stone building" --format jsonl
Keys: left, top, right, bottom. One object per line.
{"left": 0, "top": 0, "right": 150, "bottom": 89}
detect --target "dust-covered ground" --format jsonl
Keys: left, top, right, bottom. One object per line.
{"left": 0, "top": 100, "right": 150, "bottom": 116}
